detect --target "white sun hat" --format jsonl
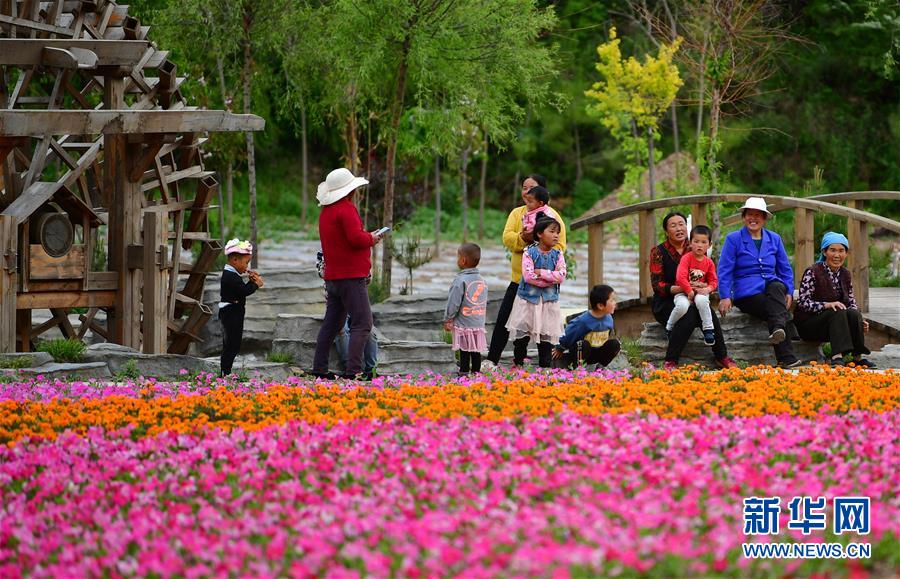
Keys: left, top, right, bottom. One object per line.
{"left": 316, "top": 168, "right": 369, "bottom": 206}
{"left": 224, "top": 238, "right": 252, "bottom": 255}
{"left": 738, "top": 196, "right": 773, "bottom": 218}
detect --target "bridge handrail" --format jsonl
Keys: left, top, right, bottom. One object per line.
{"left": 721, "top": 191, "right": 900, "bottom": 228}
{"left": 570, "top": 193, "right": 900, "bottom": 234}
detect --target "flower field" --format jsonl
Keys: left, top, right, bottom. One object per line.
{"left": 1, "top": 366, "right": 898, "bottom": 577}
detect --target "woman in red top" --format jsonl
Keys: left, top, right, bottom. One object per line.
{"left": 312, "top": 168, "right": 386, "bottom": 379}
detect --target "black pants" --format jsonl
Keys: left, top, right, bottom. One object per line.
{"left": 653, "top": 300, "right": 728, "bottom": 363}
{"left": 556, "top": 339, "right": 621, "bottom": 369}
{"left": 313, "top": 278, "right": 373, "bottom": 376}
{"left": 219, "top": 304, "right": 245, "bottom": 376}
{"left": 734, "top": 280, "right": 796, "bottom": 362}
{"left": 513, "top": 337, "right": 553, "bottom": 367}
{"left": 459, "top": 351, "right": 482, "bottom": 374}
{"left": 796, "top": 309, "right": 870, "bottom": 357}
{"left": 487, "top": 281, "right": 519, "bottom": 364}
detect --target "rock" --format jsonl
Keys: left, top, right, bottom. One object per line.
{"left": 0, "top": 351, "right": 53, "bottom": 368}
{"left": 604, "top": 351, "right": 632, "bottom": 372}
{"left": 15, "top": 362, "right": 111, "bottom": 380}
{"left": 372, "top": 292, "right": 503, "bottom": 342}
{"left": 83, "top": 349, "right": 214, "bottom": 378}
{"left": 192, "top": 268, "right": 326, "bottom": 356}
{"left": 203, "top": 359, "right": 293, "bottom": 381}
{"left": 639, "top": 312, "right": 822, "bottom": 366}
{"left": 867, "top": 344, "right": 900, "bottom": 370}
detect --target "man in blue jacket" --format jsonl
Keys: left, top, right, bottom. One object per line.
{"left": 717, "top": 197, "right": 801, "bottom": 368}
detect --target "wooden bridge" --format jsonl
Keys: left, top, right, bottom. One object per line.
{"left": 570, "top": 192, "right": 900, "bottom": 314}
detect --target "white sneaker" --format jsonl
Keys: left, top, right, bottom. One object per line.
{"left": 480, "top": 359, "right": 497, "bottom": 372}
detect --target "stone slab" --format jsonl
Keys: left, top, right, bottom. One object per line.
{"left": 867, "top": 344, "right": 900, "bottom": 369}
{"left": 0, "top": 351, "right": 53, "bottom": 368}
{"left": 640, "top": 312, "right": 822, "bottom": 366}
{"left": 14, "top": 362, "right": 111, "bottom": 380}
{"left": 83, "top": 349, "right": 214, "bottom": 378}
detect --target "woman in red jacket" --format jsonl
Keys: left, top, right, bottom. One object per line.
{"left": 312, "top": 168, "right": 386, "bottom": 379}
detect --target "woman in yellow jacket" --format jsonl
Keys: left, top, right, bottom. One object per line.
{"left": 484, "top": 174, "right": 567, "bottom": 367}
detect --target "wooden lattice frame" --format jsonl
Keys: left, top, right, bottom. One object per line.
{"left": 0, "top": 0, "right": 263, "bottom": 354}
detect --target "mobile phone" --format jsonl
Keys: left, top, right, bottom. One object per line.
{"left": 374, "top": 226, "right": 391, "bottom": 236}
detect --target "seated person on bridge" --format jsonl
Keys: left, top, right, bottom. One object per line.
{"left": 793, "top": 232, "right": 875, "bottom": 368}
{"left": 552, "top": 284, "right": 620, "bottom": 369}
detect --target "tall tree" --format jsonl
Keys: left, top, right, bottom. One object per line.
{"left": 326, "top": 0, "right": 557, "bottom": 295}
{"left": 585, "top": 27, "right": 683, "bottom": 200}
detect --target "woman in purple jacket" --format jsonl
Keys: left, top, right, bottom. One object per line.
{"left": 717, "top": 197, "right": 801, "bottom": 368}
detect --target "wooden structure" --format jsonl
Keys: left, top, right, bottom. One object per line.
{"left": 0, "top": 2, "right": 264, "bottom": 354}
{"left": 570, "top": 192, "right": 900, "bottom": 312}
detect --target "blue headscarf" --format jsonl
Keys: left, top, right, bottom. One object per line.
{"left": 818, "top": 231, "right": 849, "bottom": 262}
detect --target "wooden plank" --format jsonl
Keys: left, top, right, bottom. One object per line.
{"left": 142, "top": 210, "right": 168, "bottom": 353}
{"left": 0, "top": 110, "right": 266, "bottom": 135}
{"left": 793, "top": 208, "right": 815, "bottom": 289}
{"left": 691, "top": 203, "right": 708, "bottom": 228}
{"left": 0, "top": 13, "right": 74, "bottom": 36}
{"left": 26, "top": 272, "right": 116, "bottom": 292}
{"left": 128, "top": 139, "right": 164, "bottom": 182}
{"left": 0, "top": 39, "right": 149, "bottom": 67}
{"left": 17, "top": 310, "right": 31, "bottom": 352}
{"left": 175, "top": 240, "right": 220, "bottom": 318}
{"left": 141, "top": 167, "right": 212, "bottom": 193}
{"left": 168, "top": 209, "right": 184, "bottom": 319}
{"left": 0, "top": 215, "right": 17, "bottom": 352}
{"left": 638, "top": 210, "right": 655, "bottom": 301}
{"left": 847, "top": 200, "right": 869, "bottom": 312}
{"left": 29, "top": 244, "right": 85, "bottom": 280}
{"left": 168, "top": 302, "right": 211, "bottom": 354}
{"left": 0, "top": 181, "right": 63, "bottom": 225}
{"left": 183, "top": 175, "right": 216, "bottom": 248}
{"left": 49, "top": 307, "right": 78, "bottom": 339}
{"left": 76, "top": 307, "right": 99, "bottom": 339}
{"left": 16, "top": 290, "right": 115, "bottom": 309}
{"left": 570, "top": 193, "right": 900, "bottom": 234}
{"left": 587, "top": 222, "right": 603, "bottom": 295}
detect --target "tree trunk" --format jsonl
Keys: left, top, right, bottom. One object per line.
{"left": 478, "top": 133, "right": 487, "bottom": 240}
{"left": 434, "top": 155, "right": 441, "bottom": 253}
{"left": 242, "top": 5, "right": 258, "bottom": 269}
{"left": 226, "top": 164, "right": 233, "bottom": 231}
{"left": 574, "top": 123, "right": 583, "bottom": 183}
{"left": 215, "top": 49, "right": 233, "bottom": 237}
{"left": 670, "top": 101, "right": 679, "bottom": 155}
{"left": 347, "top": 109, "right": 359, "bottom": 174}
{"left": 709, "top": 85, "right": 722, "bottom": 252}
{"left": 300, "top": 91, "right": 308, "bottom": 227}
{"left": 381, "top": 37, "right": 412, "bottom": 296}
{"left": 512, "top": 169, "right": 520, "bottom": 210}
{"left": 460, "top": 146, "right": 469, "bottom": 242}
{"left": 647, "top": 127, "right": 656, "bottom": 200}
{"left": 217, "top": 173, "right": 226, "bottom": 244}
{"left": 696, "top": 34, "right": 708, "bottom": 146}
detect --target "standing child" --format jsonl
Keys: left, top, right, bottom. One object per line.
{"left": 443, "top": 243, "right": 488, "bottom": 374}
{"left": 505, "top": 216, "right": 566, "bottom": 367}
{"left": 219, "top": 238, "right": 264, "bottom": 376}
{"left": 521, "top": 186, "right": 560, "bottom": 234}
{"left": 667, "top": 225, "right": 718, "bottom": 345}
{"left": 553, "top": 284, "right": 621, "bottom": 368}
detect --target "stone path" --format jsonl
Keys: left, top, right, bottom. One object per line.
{"left": 256, "top": 235, "right": 640, "bottom": 310}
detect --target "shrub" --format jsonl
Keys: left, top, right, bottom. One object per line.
{"left": 115, "top": 359, "right": 141, "bottom": 381}
{"left": 37, "top": 339, "right": 86, "bottom": 363}
{"left": 0, "top": 356, "right": 34, "bottom": 370}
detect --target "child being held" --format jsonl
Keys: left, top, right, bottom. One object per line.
{"left": 505, "top": 216, "right": 566, "bottom": 367}
{"left": 219, "top": 238, "right": 264, "bottom": 376}
{"left": 668, "top": 225, "right": 718, "bottom": 345}
{"left": 521, "top": 186, "right": 560, "bottom": 234}
{"left": 443, "top": 243, "right": 488, "bottom": 375}
{"left": 552, "top": 284, "right": 621, "bottom": 368}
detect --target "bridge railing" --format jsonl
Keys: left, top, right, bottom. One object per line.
{"left": 569, "top": 192, "right": 900, "bottom": 312}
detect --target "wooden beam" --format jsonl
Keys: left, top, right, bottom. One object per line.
{"left": 49, "top": 307, "right": 78, "bottom": 339}
{"left": 0, "top": 110, "right": 266, "bottom": 135}
{"left": 847, "top": 200, "right": 870, "bottom": 312}
{"left": 0, "top": 13, "right": 74, "bottom": 37}
{"left": 691, "top": 203, "right": 708, "bottom": 228}
{"left": 794, "top": 208, "right": 815, "bottom": 289}
{"left": 0, "top": 181, "right": 63, "bottom": 225}
{"left": 16, "top": 290, "right": 116, "bottom": 309}
{"left": 587, "top": 223, "right": 603, "bottom": 295}
{"left": 0, "top": 215, "right": 17, "bottom": 352}
{"left": 0, "top": 39, "right": 149, "bottom": 67}
{"left": 128, "top": 140, "right": 164, "bottom": 183}
{"left": 183, "top": 175, "right": 216, "bottom": 249}
{"left": 142, "top": 210, "right": 168, "bottom": 353}
{"left": 638, "top": 210, "right": 655, "bottom": 301}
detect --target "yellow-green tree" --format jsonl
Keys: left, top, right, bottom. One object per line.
{"left": 586, "top": 27, "right": 683, "bottom": 199}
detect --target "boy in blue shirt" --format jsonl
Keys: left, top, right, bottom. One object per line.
{"left": 552, "top": 284, "right": 621, "bottom": 369}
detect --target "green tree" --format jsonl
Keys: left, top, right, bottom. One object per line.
{"left": 585, "top": 27, "right": 683, "bottom": 200}
{"left": 323, "top": 0, "right": 557, "bottom": 295}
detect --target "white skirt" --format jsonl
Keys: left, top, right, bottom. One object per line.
{"left": 505, "top": 296, "right": 564, "bottom": 344}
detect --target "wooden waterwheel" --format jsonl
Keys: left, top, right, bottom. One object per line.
{"left": 0, "top": 0, "right": 263, "bottom": 354}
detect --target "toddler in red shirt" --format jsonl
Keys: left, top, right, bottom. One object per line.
{"left": 667, "top": 225, "right": 719, "bottom": 346}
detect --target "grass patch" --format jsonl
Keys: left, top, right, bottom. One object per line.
{"left": 115, "top": 359, "right": 141, "bottom": 381}
{"left": 36, "top": 339, "right": 86, "bottom": 363}
{"left": 266, "top": 352, "right": 294, "bottom": 365}
{"left": 619, "top": 338, "right": 643, "bottom": 368}
{"left": 0, "top": 356, "right": 35, "bottom": 369}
